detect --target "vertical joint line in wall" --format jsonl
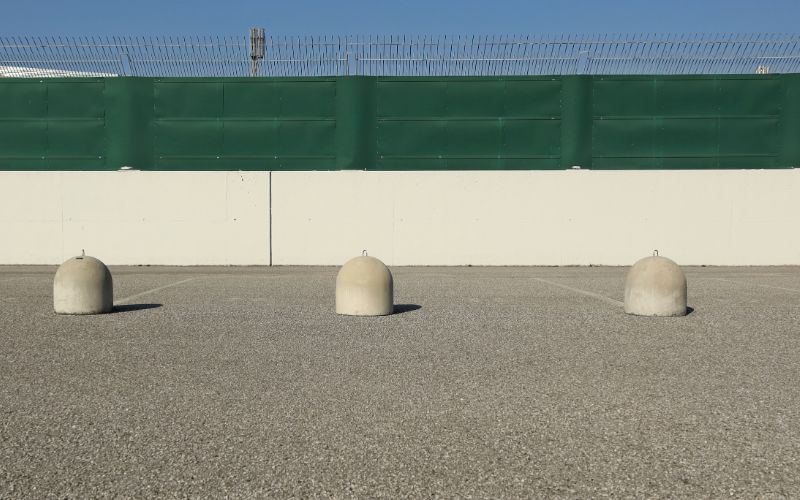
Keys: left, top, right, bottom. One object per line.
{"left": 269, "top": 171, "right": 273, "bottom": 266}
{"left": 59, "top": 173, "right": 64, "bottom": 261}
{"left": 391, "top": 181, "right": 395, "bottom": 265}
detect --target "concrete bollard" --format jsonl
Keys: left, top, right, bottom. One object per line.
{"left": 336, "top": 252, "right": 393, "bottom": 316}
{"left": 53, "top": 252, "right": 113, "bottom": 315}
{"left": 624, "top": 251, "right": 687, "bottom": 317}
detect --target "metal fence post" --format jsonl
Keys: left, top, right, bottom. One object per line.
{"left": 560, "top": 76, "right": 593, "bottom": 169}
{"left": 779, "top": 74, "right": 800, "bottom": 168}
{"left": 104, "top": 78, "right": 154, "bottom": 169}
{"left": 335, "top": 77, "right": 377, "bottom": 169}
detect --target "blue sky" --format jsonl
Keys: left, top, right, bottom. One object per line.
{"left": 1, "top": 0, "right": 799, "bottom": 35}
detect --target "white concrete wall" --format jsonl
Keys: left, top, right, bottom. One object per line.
{"left": 0, "top": 171, "right": 269, "bottom": 265}
{"left": 272, "top": 169, "right": 800, "bottom": 266}
{"left": 1, "top": 169, "right": 799, "bottom": 266}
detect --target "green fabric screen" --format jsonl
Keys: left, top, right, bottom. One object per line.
{"left": 1, "top": 75, "right": 798, "bottom": 170}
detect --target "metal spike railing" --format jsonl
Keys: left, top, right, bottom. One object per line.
{"left": 1, "top": 33, "right": 799, "bottom": 77}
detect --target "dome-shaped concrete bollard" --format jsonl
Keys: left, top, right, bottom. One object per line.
{"left": 624, "top": 252, "right": 687, "bottom": 317}
{"left": 53, "top": 253, "right": 113, "bottom": 315}
{"left": 336, "top": 253, "right": 393, "bottom": 316}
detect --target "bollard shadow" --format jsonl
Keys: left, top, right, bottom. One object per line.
{"left": 112, "top": 303, "right": 162, "bottom": 313}
{"left": 393, "top": 304, "right": 422, "bottom": 315}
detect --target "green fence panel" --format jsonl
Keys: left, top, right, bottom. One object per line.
{"left": 0, "top": 78, "right": 107, "bottom": 170}
{"left": 151, "top": 78, "right": 337, "bottom": 170}
{"left": 0, "top": 75, "right": 798, "bottom": 171}
{"left": 375, "top": 77, "right": 562, "bottom": 170}
{"left": 591, "top": 76, "right": 785, "bottom": 169}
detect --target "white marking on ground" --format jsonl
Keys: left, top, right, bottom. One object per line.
{"left": 115, "top": 278, "right": 196, "bottom": 305}
{"left": 707, "top": 277, "right": 800, "bottom": 294}
{"left": 532, "top": 278, "right": 623, "bottom": 306}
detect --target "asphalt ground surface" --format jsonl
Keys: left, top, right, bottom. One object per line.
{"left": 1, "top": 265, "right": 799, "bottom": 498}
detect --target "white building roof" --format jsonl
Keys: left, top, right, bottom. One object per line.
{"left": 0, "top": 65, "right": 116, "bottom": 78}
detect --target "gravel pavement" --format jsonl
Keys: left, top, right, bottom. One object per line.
{"left": 1, "top": 265, "right": 799, "bottom": 497}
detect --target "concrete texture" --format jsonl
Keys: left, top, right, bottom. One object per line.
{"left": 2, "top": 169, "right": 800, "bottom": 266}
{"left": 0, "top": 171, "right": 270, "bottom": 265}
{"left": 336, "top": 255, "right": 394, "bottom": 316}
{"left": 272, "top": 169, "right": 800, "bottom": 265}
{"left": 624, "top": 255, "right": 687, "bottom": 316}
{"left": 53, "top": 255, "right": 113, "bottom": 315}
{"left": 1, "top": 265, "right": 799, "bottom": 497}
